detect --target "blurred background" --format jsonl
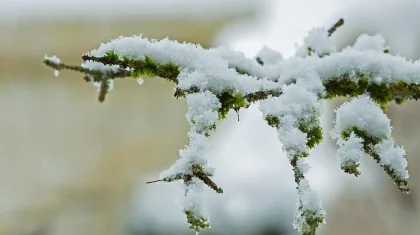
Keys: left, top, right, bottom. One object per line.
{"left": 0, "top": 0, "right": 419, "bottom": 235}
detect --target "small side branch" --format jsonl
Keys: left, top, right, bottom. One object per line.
{"left": 146, "top": 171, "right": 223, "bottom": 194}
{"left": 328, "top": 18, "right": 344, "bottom": 36}
{"left": 146, "top": 179, "right": 165, "bottom": 184}
{"left": 43, "top": 59, "right": 131, "bottom": 81}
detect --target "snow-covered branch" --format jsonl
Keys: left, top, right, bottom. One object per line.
{"left": 43, "top": 19, "right": 416, "bottom": 235}
{"left": 330, "top": 95, "right": 409, "bottom": 192}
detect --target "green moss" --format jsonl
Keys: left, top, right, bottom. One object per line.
{"left": 341, "top": 162, "right": 361, "bottom": 176}
{"left": 83, "top": 51, "right": 181, "bottom": 83}
{"left": 234, "top": 67, "right": 251, "bottom": 76}
{"left": 299, "top": 125, "right": 323, "bottom": 149}
{"left": 264, "top": 112, "right": 322, "bottom": 149}
{"left": 307, "top": 46, "right": 312, "bottom": 55}
{"left": 341, "top": 126, "right": 409, "bottom": 193}
{"left": 324, "top": 74, "right": 420, "bottom": 106}
{"left": 366, "top": 82, "right": 392, "bottom": 109}
{"left": 163, "top": 173, "right": 184, "bottom": 183}
{"left": 121, "top": 55, "right": 180, "bottom": 83}
{"left": 290, "top": 157, "right": 305, "bottom": 184}
{"left": 44, "top": 57, "right": 130, "bottom": 83}
{"left": 392, "top": 81, "right": 420, "bottom": 101}
{"left": 264, "top": 115, "right": 280, "bottom": 128}
{"left": 323, "top": 75, "right": 368, "bottom": 99}
{"left": 341, "top": 126, "right": 382, "bottom": 143}
{"left": 184, "top": 210, "right": 210, "bottom": 232}
{"left": 216, "top": 89, "right": 249, "bottom": 120}
{"left": 245, "top": 90, "right": 282, "bottom": 103}
{"left": 190, "top": 120, "right": 216, "bottom": 137}
{"left": 173, "top": 86, "right": 200, "bottom": 99}
{"left": 300, "top": 209, "right": 325, "bottom": 235}
{"left": 103, "top": 50, "right": 120, "bottom": 63}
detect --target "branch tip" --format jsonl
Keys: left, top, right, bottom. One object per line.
{"left": 146, "top": 179, "right": 165, "bottom": 184}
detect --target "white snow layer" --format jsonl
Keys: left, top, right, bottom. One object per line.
{"left": 85, "top": 32, "right": 420, "bottom": 87}
{"left": 336, "top": 133, "right": 365, "bottom": 169}
{"left": 352, "top": 34, "right": 388, "bottom": 52}
{"left": 255, "top": 46, "right": 284, "bottom": 65}
{"left": 295, "top": 27, "right": 336, "bottom": 57}
{"left": 331, "top": 95, "right": 391, "bottom": 139}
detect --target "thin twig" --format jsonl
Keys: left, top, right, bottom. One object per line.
{"left": 328, "top": 18, "right": 344, "bottom": 36}
{"left": 146, "top": 179, "right": 165, "bottom": 184}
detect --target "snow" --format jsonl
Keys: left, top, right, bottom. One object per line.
{"left": 81, "top": 61, "right": 121, "bottom": 73}
{"left": 121, "top": 0, "right": 420, "bottom": 234}
{"left": 44, "top": 55, "right": 62, "bottom": 78}
{"left": 352, "top": 34, "right": 388, "bottom": 52}
{"left": 258, "top": 78, "right": 325, "bottom": 232}
{"left": 88, "top": 35, "right": 282, "bottom": 94}
{"left": 336, "top": 133, "right": 365, "bottom": 170}
{"left": 255, "top": 46, "right": 284, "bottom": 65}
{"left": 182, "top": 178, "right": 209, "bottom": 221}
{"left": 259, "top": 83, "right": 321, "bottom": 123}
{"left": 44, "top": 55, "right": 61, "bottom": 64}
{"left": 47, "top": 18, "right": 419, "bottom": 233}
{"left": 136, "top": 78, "right": 144, "bottom": 85}
{"left": 296, "top": 158, "right": 310, "bottom": 174}
{"left": 159, "top": 91, "right": 221, "bottom": 223}
{"left": 331, "top": 95, "right": 409, "bottom": 185}
{"left": 75, "top": 18, "right": 420, "bottom": 232}
{"left": 184, "top": 91, "right": 220, "bottom": 133}
{"left": 85, "top": 33, "right": 420, "bottom": 89}
{"left": 210, "top": 46, "right": 267, "bottom": 78}
{"left": 374, "top": 139, "right": 408, "bottom": 179}
{"left": 41, "top": 0, "right": 420, "bottom": 233}
{"left": 131, "top": 104, "right": 310, "bottom": 234}
{"left": 331, "top": 95, "right": 391, "bottom": 139}
{"left": 295, "top": 27, "right": 336, "bottom": 57}
{"left": 293, "top": 179, "right": 326, "bottom": 234}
